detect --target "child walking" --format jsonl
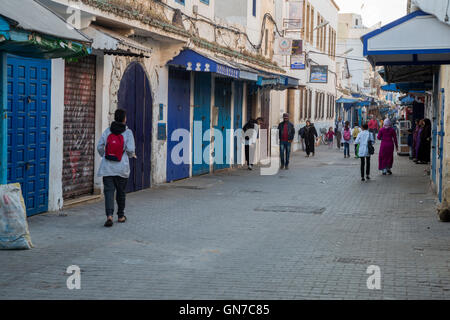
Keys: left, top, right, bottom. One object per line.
{"left": 326, "top": 127, "right": 335, "bottom": 149}
{"left": 97, "top": 109, "right": 136, "bottom": 227}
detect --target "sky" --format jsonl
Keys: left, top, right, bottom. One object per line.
{"left": 334, "top": 0, "right": 408, "bottom": 27}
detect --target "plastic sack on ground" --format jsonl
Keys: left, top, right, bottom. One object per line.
{"left": 0, "top": 183, "right": 33, "bottom": 249}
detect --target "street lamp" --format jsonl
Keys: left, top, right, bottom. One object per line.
{"left": 313, "top": 20, "right": 329, "bottom": 31}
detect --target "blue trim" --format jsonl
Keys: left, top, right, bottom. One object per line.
{"left": 199, "top": 0, "right": 209, "bottom": 4}
{"left": 367, "top": 48, "right": 450, "bottom": 56}
{"left": 252, "top": 0, "right": 256, "bottom": 17}
{"left": 175, "top": 0, "right": 185, "bottom": 5}
{"left": 0, "top": 53, "right": 7, "bottom": 184}
{"left": 374, "top": 60, "right": 450, "bottom": 66}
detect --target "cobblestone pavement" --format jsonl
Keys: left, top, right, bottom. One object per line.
{"left": 1, "top": 144, "right": 449, "bottom": 300}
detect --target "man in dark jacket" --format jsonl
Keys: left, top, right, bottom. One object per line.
{"left": 278, "top": 113, "right": 295, "bottom": 170}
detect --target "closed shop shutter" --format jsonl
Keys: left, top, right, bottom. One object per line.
{"left": 63, "top": 56, "right": 96, "bottom": 200}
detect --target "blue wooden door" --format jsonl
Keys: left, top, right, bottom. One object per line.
{"left": 7, "top": 56, "right": 51, "bottom": 216}
{"left": 233, "top": 81, "right": 243, "bottom": 165}
{"left": 439, "top": 89, "right": 445, "bottom": 202}
{"left": 192, "top": 72, "right": 211, "bottom": 176}
{"left": 167, "top": 68, "right": 190, "bottom": 182}
{"left": 118, "top": 62, "right": 152, "bottom": 193}
{"left": 213, "top": 79, "right": 232, "bottom": 171}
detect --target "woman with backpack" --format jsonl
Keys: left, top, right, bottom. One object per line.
{"left": 355, "top": 123, "right": 375, "bottom": 181}
{"left": 377, "top": 118, "right": 398, "bottom": 175}
{"left": 342, "top": 121, "right": 352, "bottom": 158}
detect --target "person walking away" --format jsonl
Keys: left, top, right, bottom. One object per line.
{"left": 368, "top": 115, "right": 379, "bottom": 141}
{"left": 412, "top": 119, "right": 420, "bottom": 161}
{"left": 243, "top": 118, "right": 259, "bottom": 170}
{"left": 335, "top": 117, "right": 344, "bottom": 149}
{"left": 326, "top": 127, "right": 335, "bottom": 149}
{"left": 342, "top": 121, "right": 352, "bottom": 158}
{"left": 298, "top": 126, "right": 305, "bottom": 151}
{"left": 407, "top": 128, "right": 414, "bottom": 160}
{"left": 414, "top": 119, "right": 425, "bottom": 163}
{"left": 303, "top": 120, "right": 318, "bottom": 157}
{"left": 355, "top": 123, "right": 375, "bottom": 181}
{"left": 416, "top": 118, "right": 432, "bottom": 164}
{"left": 352, "top": 123, "right": 361, "bottom": 158}
{"left": 97, "top": 109, "right": 136, "bottom": 227}
{"left": 278, "top": 113, "right": 295, "bottom": 169}
{"left": 377, "top": 118, "right": 398, "bottom": 175}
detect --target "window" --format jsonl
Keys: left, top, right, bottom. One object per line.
{"left": 200, "top": 0, "right": 210, "bottom": 4}
{"left": 316, "top": 14, "right": 320, "bottom": 48}
{"left": 315, "top": 91, "right": 319, "bottom": 120}
{"left": 310, "top": 7, "right": 314, "bottom": 44}
{"left": 299, "top": 88, "right": 304, "bottom": 121}
{"left": 264, "top": 29, "right": 268, "bottom": 56}
{"left": 252, "top": 0, "right": 256, "bottom": 17}
{"left": 355, "top": 19, "right": 359, "bottom": 26}
{"left": 175, "top": 0, "right": 185, "bottom": 5}
{"left": 305, "top": 3, "right": 310, "bottom": 43}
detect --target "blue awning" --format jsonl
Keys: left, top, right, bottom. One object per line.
{"left": 357, "top": 101, "right": 371, "bottom": 106}
{"left": 381, "top": 83, "right": 427, "bottom": 93}
{"left": 336, "top": 98, "right": 359, "bottom": 104}
{"left": 168, "top": 49, "right": 240, "bottom": 79}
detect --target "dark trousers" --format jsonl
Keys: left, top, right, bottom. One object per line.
{"left": 280, "top": 141, "right": 291, "bottom": 166}
{"left": 103, "top": 176, "right": 128, "bottom": 217}
{"left": 360, "top": 157, "right": 371, "bottom": 178}
{"left": 343, "top": 142, "right": 350, "bottom": 157}
{"left": 355, "top": 144, "right": 358, "bottom": 157}
{"left": 305, "top": 138, "right": 315, "bottom": 155}
{"left": 245, "top": 144, "right": 255, "bottom": 166}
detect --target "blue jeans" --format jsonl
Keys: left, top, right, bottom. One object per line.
{"left": 280, "top": 141, "right": 291, "bottom": 167}
{"left": 343, "top": 142, "right": 350, "bottom": 157}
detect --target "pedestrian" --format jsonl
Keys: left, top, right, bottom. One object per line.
{"left": 335, "top": 117, "right": 344, "bottom": 149}
{"left": 298, "top": 126, "right": 306, "bottom": 151}
{"left": 407, "top": 128, "right": 414, "bottom": 160}
{"left": 302, "top": 120, "right": 318, "bottom": 158}
{"left": 416, "top": 118, "right": 432, "bottom": 164}
{"left": 97, "top": 109, "right": 136, "bottom": 227}
{"left": 278, "top": 113, "right": 295, "bottom": 170}
{"left": 377, "top": 118, "right": 398, "bottom": 175}
{"left": 355, "top": 123, "right": 375, "bottom": 181}
{"left": 326, "top": 127, "right": 335, "bottom": 149}
{"left": 342, "top": 121, "right": 352, "bottom": 158}
{"left": 414, "top": 119, "right": 425, "bottom": 163}
{"left": 352, "top": 123, "right": 361, "bottom": 158}
{"left": 368, "top": 115, "right": 379, "bottom": 140}
{"left": 412, "top": 119, "right": 420, "bottom": 160}
{"left": 242, "top": 118, "right": 259, "bottom": 170}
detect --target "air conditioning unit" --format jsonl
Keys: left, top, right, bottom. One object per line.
{"left": 193, "top": 5, "right": 198, "bottom": 15}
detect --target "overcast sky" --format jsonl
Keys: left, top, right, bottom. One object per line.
{"left": 334, "top": 0, "right": 408, "bottom": 27}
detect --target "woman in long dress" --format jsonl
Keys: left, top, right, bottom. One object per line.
{"left": 377, "top": 118, "right": 398, "bottom": 175}
{"left": 417, "top": 118, "right": 432, "bottom": 164}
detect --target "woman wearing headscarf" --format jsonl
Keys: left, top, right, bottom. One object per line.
{"left": 414, "top": 119, "right": 425, "bottom": 163}
{"left": 412, "top": 119, "right": 420, "bottom": 161}
{"left": 417, "top": 118, "right": 432, "bottom": 164}
{"left": 377, "top": 118, "right": 398, "bottom": 175}
{"left": 302, "top": 120, "right": 318, "bottom": 157}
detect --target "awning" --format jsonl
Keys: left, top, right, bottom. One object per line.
{"left": 362, "top": 10, "right": 450, "bottom": 66}
{"left": 83, "top": 25, "right": 152, "bottom": 58}
{"left": 336, "top": 97, "right": 359, "bottom": 104}
{"left": 168, "top": 49, "right": 240, "bottom": 79}
{"left": 0, "top": 0, "right": 91, "bottom": 59}
{"left": 381, "top": 83, "right": 427, "bottom": 93}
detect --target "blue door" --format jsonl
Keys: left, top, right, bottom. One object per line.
{"left": 213, "top": 78, "right": 232, "bottom": 171}
{"left": 234, "top": 81, "right": 243, "bottom": 165}
{"left": 167, "top": 68, "right": 190, "bottom": 182}
{"left": 7, "top": 56, "right": 51, "bottom": 216}
{"left": 192, "top": 72, "right": 211, "bottom": 176}
{"left": 118, "top": 62, "right": 152, "bottom": 193}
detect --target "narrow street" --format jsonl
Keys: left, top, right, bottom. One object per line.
{"left": 1, "top": 145, "right": 449, "bottom": 300}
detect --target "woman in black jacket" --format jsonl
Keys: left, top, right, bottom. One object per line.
{"left": 417, "top": 118, "right": 432, "bottom": 164}
{"left": 302, "top": 120, "right": 318, "bottom": 157}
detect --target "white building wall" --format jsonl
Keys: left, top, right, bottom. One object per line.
{"left": 48, "top": 58, "right": 65, "bottom": 211}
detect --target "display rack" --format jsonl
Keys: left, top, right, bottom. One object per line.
{"left": 397, "top": 120, "right": 411, "bottom": 156}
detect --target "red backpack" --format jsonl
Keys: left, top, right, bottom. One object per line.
{"left": 105, "top": 133, "right": 125, "bottom": 162}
